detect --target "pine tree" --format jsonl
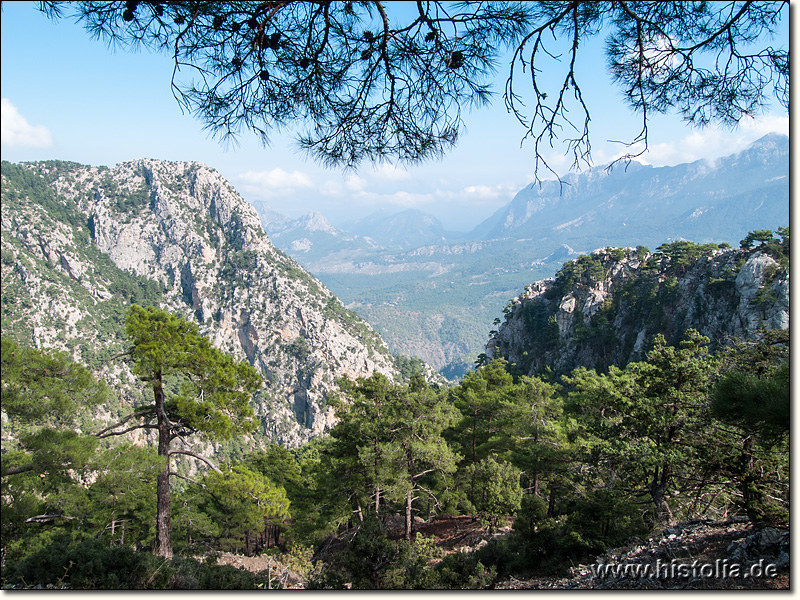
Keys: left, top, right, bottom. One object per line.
{"left": 565, "top": 330, "right": 715, "bottom": 525}
{"left": 98, "top": 305, "right": 262, "bottom": 558}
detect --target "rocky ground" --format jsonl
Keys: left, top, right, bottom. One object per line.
{"left": 212, "top": 552, "right": 306, "bottom": 589}
{"left": 496, "top": 519, "right": 789, "bottom": 590}
{"left": 214, "top": 516, "right": 788, "bottom": 590}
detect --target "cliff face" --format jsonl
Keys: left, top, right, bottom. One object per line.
{"left": 485, "top": 243, "right": 789, "bottom": 376}
{"left": 1, "top": 159, "right": 397, "bottom": 447}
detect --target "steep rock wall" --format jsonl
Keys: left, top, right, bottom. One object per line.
{"left": 2, "top": 159, "right": 398, "bottom": 447}
{"left": 486, "top": 244, "right": 789, "bottom": 376}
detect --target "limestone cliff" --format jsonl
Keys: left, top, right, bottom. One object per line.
{"left": 485, "top": 241, "right": 789, "bottom": 376}
{"left": 1, "top": 159, "right": 398, "bottom": 447}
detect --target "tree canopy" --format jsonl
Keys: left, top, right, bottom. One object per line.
{"left": 39, "top": 1, "right": 788, "bottom": 177}
{"left": 2, "top": 323, "right": 790, "bottom": 587}
{"left": 1, "top": 337, "right": 108, "bottom": 479}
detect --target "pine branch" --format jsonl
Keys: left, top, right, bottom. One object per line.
{"left": 94, "top": 408, "right": 156, "bottom": 438}
{"left": 168, "top": 449, "right": 222, "bottom": 473}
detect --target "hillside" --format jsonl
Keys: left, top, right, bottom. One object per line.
{"left": 0, "top": 159, "right": 401, "bottom": 448}
{"left": 2, "top": 176, "right": 789, "bottom": 588}
{"left": 485, "top": 239, "right": 789, "bottom": 376}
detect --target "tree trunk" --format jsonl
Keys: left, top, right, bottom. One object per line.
{"left": 547, "top": 484, "right": 557, "bottom": 518}
{"left": 154, "top": 468, "right": 172, "bottom": 558}
{"left": 373, "top": 438, "right": 382, "bottom": 516}
{"left": 404, "top": 489, "right": 413, "bottom": 541}
{"left": 649, "top": 464, "right": 673, "bottom": 525}
{"left": 740, "top": 435, "right": 761, "bottom": 522}
{"left": 471, "top": 409, "right": 478, "bottom": 464}
{"left": 153, "top": 372, "right": 173, "bottom": 559}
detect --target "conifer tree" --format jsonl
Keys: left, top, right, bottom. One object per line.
{"left": 565, "top": 330, "right": 715, "bottom": 524}
{"left": 98, "top": 305, "right": 262, "bottom": 558}
{"left": 1, "top": 337, "right": 109, "bottom": 559}
{"left": 386, "top": 378, "right": 459, "bottom": 540}
{"left": 711, "top": 328, "right": 789, "bottom": 522}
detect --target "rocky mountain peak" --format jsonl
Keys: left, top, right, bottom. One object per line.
{"left": 1, "top": 159, "right": 400, "bottom": 447}
{"left": 297, "top": 211, "right": 338, "bottom": 234}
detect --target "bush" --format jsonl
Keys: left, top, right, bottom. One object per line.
{"left": 434, "top": 551, "right": 496, "bottom": 589}
{"left": 309, "top": 517, "right": 443, "bottom": 589}
{"left": 3, "top": 536, "right": 266, "bottom": 589}
{"left": 478, "top": 490, "right": 648, "bottom": 577}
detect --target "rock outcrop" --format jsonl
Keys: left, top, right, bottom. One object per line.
{"left": 486, "top": 243, "right": 789, "bottom": 376}
{"left": 1, "top": 159, "right": 398, "bottom": 447}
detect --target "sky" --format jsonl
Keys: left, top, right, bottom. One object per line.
{"left": 0, "top": 1, "right": 790, "bottom": 232}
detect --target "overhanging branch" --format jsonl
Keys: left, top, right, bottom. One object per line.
{"left": 94, "top": 408, "right": 156, "bottom": 438}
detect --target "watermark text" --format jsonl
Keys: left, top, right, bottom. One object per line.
{"left": 591, "top": 559, "right": 779, "bottom": 580}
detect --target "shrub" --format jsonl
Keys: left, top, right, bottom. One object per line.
{"left": 309, "top": 518, "right": 443, "bottom": 589}
{"left": 434, "top": 551, "right": 497, "bottom": 589}
{"left": 3, "top": 536, "right": 266, "bottom": 589}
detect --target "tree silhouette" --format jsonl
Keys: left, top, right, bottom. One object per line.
{"left": 39, "top": 1, "right": 788, "bottom": 177}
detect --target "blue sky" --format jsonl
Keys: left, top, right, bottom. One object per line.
{"left": 1, "top": 1, "right": 790, "bottom": 231}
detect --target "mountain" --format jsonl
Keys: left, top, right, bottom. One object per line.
{"left": 342, "top": 208, "right": 457, "bottom": 249}
{"left": 254, "top": 135, "right": 788, "bottom": 379}
{"left": 470, "top": 133, "right": 788, "bottom": 251}
{"left": 262, "top": 210, "right": 383, "bottom": 270}
{"left": 485, "top": 241, "right": 790, "bottom": 376}
{"left": 0, "top": 159, "right": 402, "bottom": 448}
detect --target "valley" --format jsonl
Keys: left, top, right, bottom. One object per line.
{"left": 258, "top": 134, "right": 789, "bottom": 378}
{"left": 1, "top": 136, "right": 789, "bottom": 591}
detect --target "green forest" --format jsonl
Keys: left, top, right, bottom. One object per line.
{"left": 1, "top": 303, "right": 788, "bottom": 588}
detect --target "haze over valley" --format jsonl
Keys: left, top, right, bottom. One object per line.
{"left": 258, "top": 133, "right": 788, "bottom": 377}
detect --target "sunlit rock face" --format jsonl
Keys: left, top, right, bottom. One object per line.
{"left": 2, "top": 159, "right": 399, "bottom": 447}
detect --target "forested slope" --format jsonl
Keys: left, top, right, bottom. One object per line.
{"left": 1, "top": 160, "right": 789, "bottom": 589}
{"left": 1, "top": 159, "right": 402, "bottom": 447}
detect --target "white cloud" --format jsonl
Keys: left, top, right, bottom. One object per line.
{"left": 343, "top": 189, "right": 436, "bottom": 211}
{"left": 387, "top": 190, "right": 434, "bottom": 207}
{"left": 239, "top": 167, "right": 313, "bottom": 189}
{"left": 461, "top": 183, "right": 523, "bottom": 204}
{"left": 237, "top": 168, "right": 314, "bottom": 198}
{"left": 345, "top": 174, "right": 367, "bottom": 192}
{"left": 317, "top": 174, "right": 366, "bottom": 197}
{"left": 463, "top": 184, "right": 497, "bottom": 199}
{"left": 1, "top": 98, "right": 53, "bottom": 148}
{"left": 318, "top": 179, "right": 345, "bottom": 197}
{"left": 737, "top": 113, "right": 789, "bottom": 137}
{"left": 370, "top": 163, "right": 411, "bottom": 181}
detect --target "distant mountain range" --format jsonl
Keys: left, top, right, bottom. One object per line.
{"left": 342, "top": 209, "right": 458, "bottom": 249}
{"left": 472, "top": 132, "right": 788, "bottom": 248}
{"left": 254, "top": 134, "right": 789, "bottom": 378}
